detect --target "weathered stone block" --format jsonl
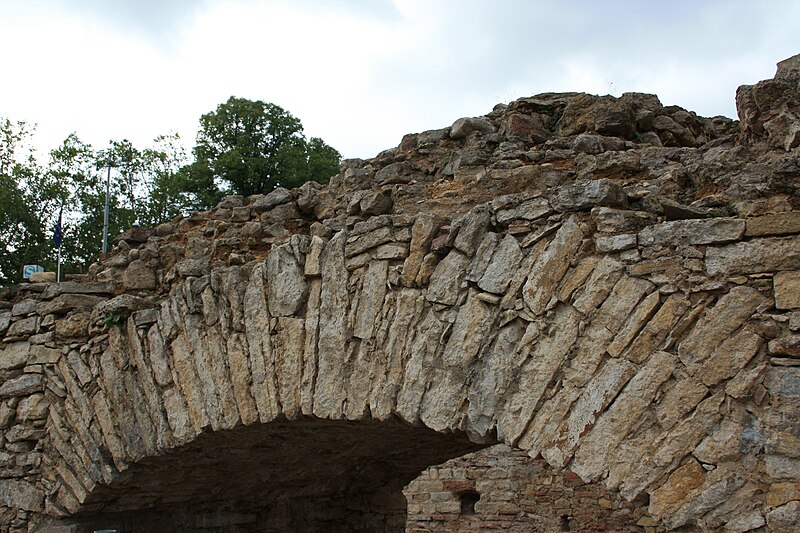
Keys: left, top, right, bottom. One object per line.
{"left": 552, "top": 179, "right": 627, "bottom": 212}
{"left": 266, "top": 244, "right": 307, "bottom": 317}
{"left": 478, "top": 234, "right": 523, "bottom": 294}
{"left": 6, "top": 316, "right": 38, "bottom": 337}
{"left": 0, "top": 478, "right": 44, "bottom": 511}
{"left": 12, "top": 299, "right": 37, "bottom": 316}
{"left": 648, "top": 460, "right": 705, "bottom": 519}
{"left": 28, "top": 271, "right": 56, "bottom": 283}
{"left": 769, "top": 335, "right": 800, "bottom": 357}
{"left": 0, "top": 341, "right": 29, "bottom": 370}
{"left": 37, "top": 294, "right": 105, "bottom": 316}
{"left": 450, "top": 116, "right": 495, "bottom": 139}
{"left": 55, "top": 313, "right": 90, "bottom": 338}
{"left": 426, "top": 250, "right": 470, "bottom": 306}
{"left": 766, "top": 482, "right": 800, "bottom": 507}
{"left": 746, "top": 211, "right": 800, "bottom": 237}
{"left": 592, "top": 207, "right": 657, "bottom": 233}
{"left": 0, "top": 374, "right": 43, "bottom": 397}
{"left": 767, "top": 500, "right": 800, "bottom": 531}
{"left": 523, "top": 216, "right": 584, "bottom": 315}
{"left": 360, "top": 189, "right": 393, "bottom": 216}
{"left": 774, "top": 270, "right": 800, "bottom": 309}
{"left": 678, "top": 286, "right": 766, "bottom": 367}
{"left": 706, "top": 235, "right": 800, "bottom": 275}
{"left": 595, "top": 233, "right": 636, "bottom": 252}
{"left": 40, "top": 281, "right": 116, "bottom": 299}
{"left": 638, "top": 218, "right": 744, "bottom": 247}
{"left": 0, "top": 311, "right": 9, "bottom": 336}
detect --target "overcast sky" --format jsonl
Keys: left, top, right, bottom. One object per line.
{"left": 1, "top": 0, "right": 797, "bottom": 160}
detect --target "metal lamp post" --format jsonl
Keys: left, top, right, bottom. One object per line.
{"left": 102, "top": 157, "right": 113, "bottom": 254}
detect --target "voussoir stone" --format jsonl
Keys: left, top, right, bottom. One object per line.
{"left": 401, "top": 215, "right": 442, "bottom": 287}
{"left": 427, "top": 250, "right": 470, "bottom": 306}
{"left": 477, "top": 234, "right": 523, "bottom": 294}
{"left": 523, "top": 216, "right": 585, "bottom": 315}
{"left": 678, "top": 286, "right": 767, "bottom": 366}
{"left": 266, "top": 244, "right": 307, "bottom": 317}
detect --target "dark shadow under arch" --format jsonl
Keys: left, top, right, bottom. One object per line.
{"left": 42, "top": 417, "right": 491, "bottom": 532}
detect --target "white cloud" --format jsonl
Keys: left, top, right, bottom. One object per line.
{"left": 0, "top": 0, "right": 798, "bottom": 160}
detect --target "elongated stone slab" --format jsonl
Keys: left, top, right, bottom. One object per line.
{"left": 623, "top": 294, "right": 690, "bottom": 364}
{"left": 266, "top": 244, "right": 308, "bottom": 317}
{"left": 243, "top": 263, "right": 280, "bottom": 422}
{"left": 426, "top": 250, "right": 470, "bottom": 306}
{"left": 571, "top": 350, "right": 677, "bottom": 482}
{"left": 314, "top": 230, "right": 350, "bottom": 419}
{"left": 638, "top": 218, "right": 744, "bottom": 247}
{"left": 543, "top": 358, "right": 636, "bottom": 467}
{"left": 523, "top": 216, "right": 584, "bottom": 315}
{"left": 401, "top": 215, "right": 442, "bottom": 287}
{"left": 678, "top": 286, "right": 766, "bottom": 367}
{"left": 706, "top": 235, "right": 800, "bottom": 275}
{"left": 353, "top": 261, "right": 388, "bottom": 340}
{"left": 497, "top": 304, "right": 581, "bottom": 443}
{"left": 478, "top": 234, "right": 523, "bottom": 294}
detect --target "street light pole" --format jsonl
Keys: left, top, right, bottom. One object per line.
{"left": 102, "top": 159, "right": 112, "bottom": 254}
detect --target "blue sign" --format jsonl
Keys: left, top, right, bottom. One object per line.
{"left": 22, "top": 265, "right": 44, "bottom": 279}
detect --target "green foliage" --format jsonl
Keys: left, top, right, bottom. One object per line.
{"left": 100, "top": 313, "right": 122, "bottom": 327}
{"left": 48, "top": 133, "right": 188, "bottom": 274}
{"left": 0, "top": 120, "right": 189, "bottom": 287}
{"left": 0, "top": 119, "right": 56, "bottom": 286}
{"left": 181, "top": 97, "right": 340, "bottom": 207}
{"left": 0, "top": 98, "right": 338, "bottom": 287}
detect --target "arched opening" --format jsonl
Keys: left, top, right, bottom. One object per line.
{"left": 43, "top": 417, "right": 489, "bottom": 532}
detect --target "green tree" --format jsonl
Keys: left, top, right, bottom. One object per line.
{"left": 0, "top": 118, "right": 60, "bottom": 287}
{"left": 141, "top": 134, "right": 191, "bottom": 225}
{"left": 47, "top": 133, "right": 189, "bottom": 273}
{"left": 290, "top": 136, "right": 342, "bottom": 189}
{"left": 1, "top": 120, "right": 191, "bottom": 287}
{"left": 46, "top": 134, "right": 102, "bottom": 274}
{"left": 181, "top": 96, "right": 340, "bottom": 207}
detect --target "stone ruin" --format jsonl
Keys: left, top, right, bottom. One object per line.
{"left": 0, "top": 54, "right": 799, "bottom": 532}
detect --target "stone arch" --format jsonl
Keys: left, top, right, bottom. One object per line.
{"left": 34, "top": 189, "right": 796, "bottom": 531}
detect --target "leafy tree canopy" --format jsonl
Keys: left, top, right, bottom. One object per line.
{"left": 0, "top": 121, "right": 188, "bottom": 287}
{"left": 0, "top": 98, "right": 338, "bottom": 286}
{"left": 180, "top": 97, "right": 340, "bottom": 207}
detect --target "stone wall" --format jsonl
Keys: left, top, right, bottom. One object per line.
{"left": 1, "top": 55, "right": 799, "bottom": 532}
{"left": 404, "top": 445, "right": 650, "bottom": 532}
